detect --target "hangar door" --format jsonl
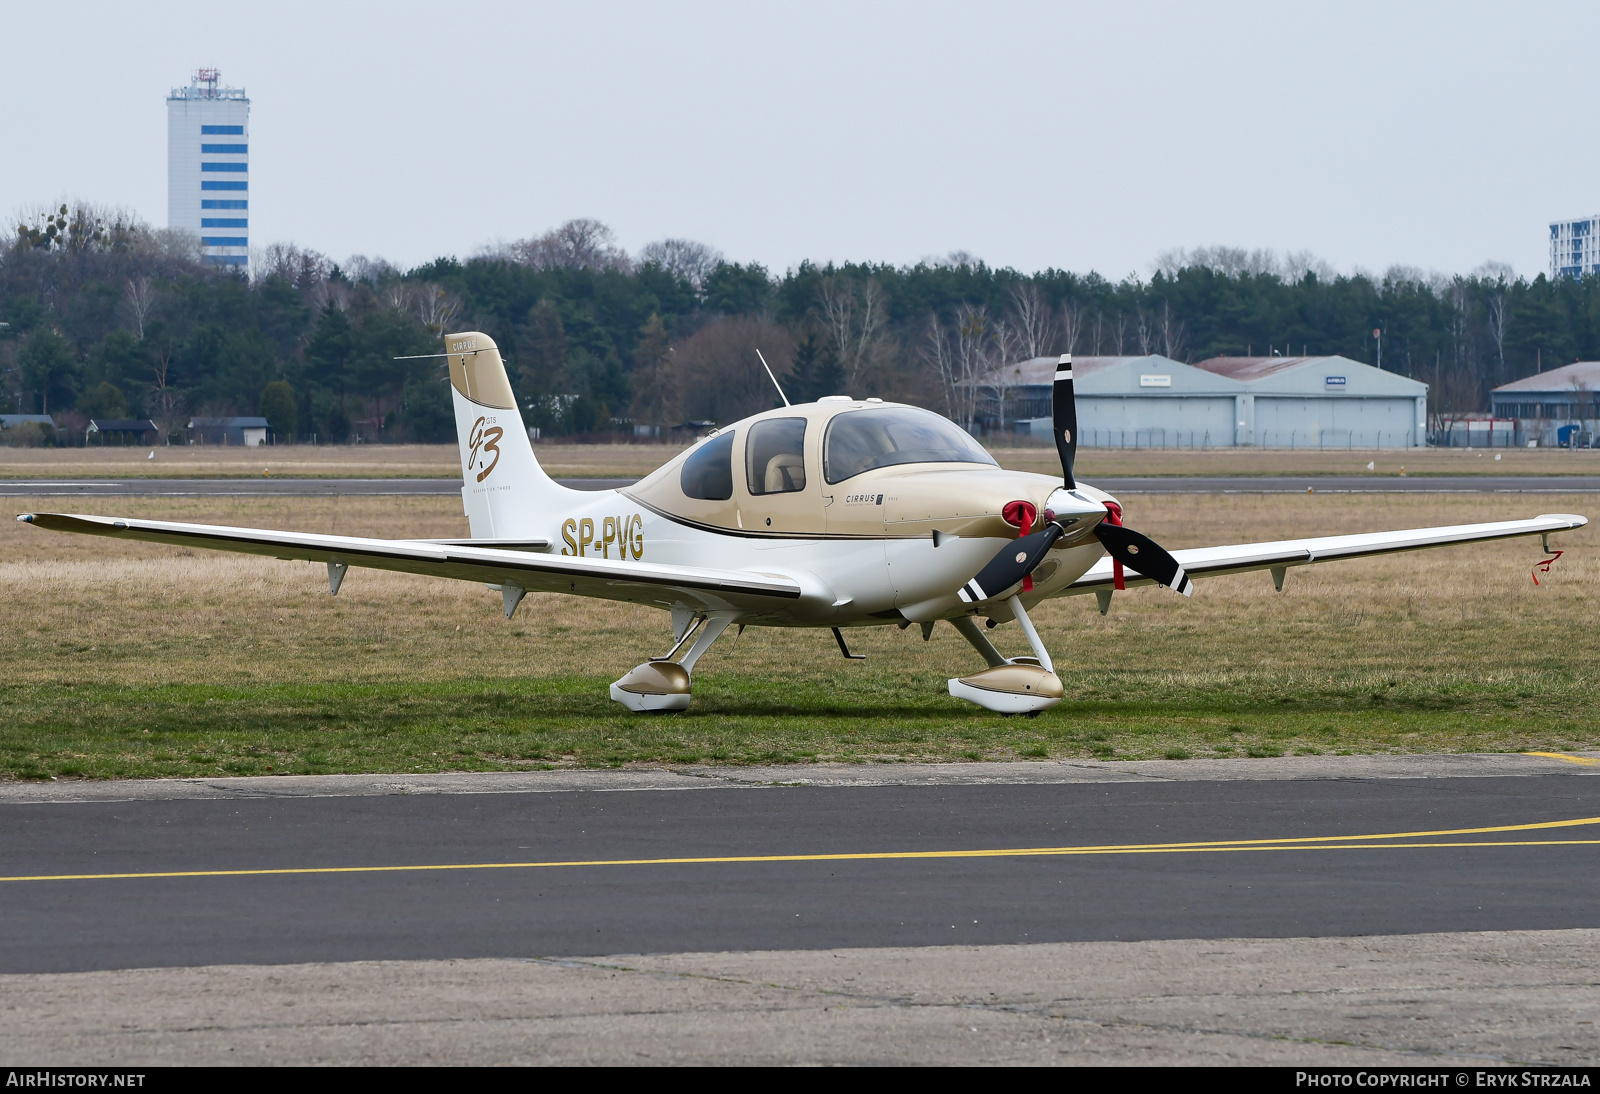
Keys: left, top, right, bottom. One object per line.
{"left": 1254, "top": 397, "right": 1416, "bottom": 448}
{"left": 1077, "top": 397, "right": 1236, "bottom": 448}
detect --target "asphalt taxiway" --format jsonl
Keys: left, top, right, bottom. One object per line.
{"left": 2, "top": 755, "right": 1597, "bottom": 976}
{"left": 5, "top": 755, "right": 1599, "bottom": 1064}
{"left": 4, "top": 474, "right": 1600, "bottom": 497}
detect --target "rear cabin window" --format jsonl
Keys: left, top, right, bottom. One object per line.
{"left": 823, "top": 407, "right": 996, "bottom": 484}
{"left": 680, "top": 430, "right": 735, "bottom": 500}
{"left": 745, "top": 417, "right": 808, "bottom": 495}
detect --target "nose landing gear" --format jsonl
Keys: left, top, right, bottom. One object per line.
{"left": 946, "top": 595, "right": 1064, "bottom": 714}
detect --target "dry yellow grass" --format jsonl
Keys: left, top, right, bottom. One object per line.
{"left": 0, "top": 443, "right": 687, "bottom": 479}
{"left": 7, "top": 441, "right": 1598, "bottom": 480}
{"left": 0, "top": 491, "right": 1594, "bottom": 776}
{"left": 1017, "top": 445, "right": 1600, "bottom": 478}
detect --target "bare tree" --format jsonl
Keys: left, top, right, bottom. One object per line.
{"left": 149, "top": 345, "right": 182, "bottom": 443}
{"left": 1475, "top": 262, "right": 1513, "bottom": 385}
{"left": 342, "top": 254, "right": 399, "bottom": 285}
{"left": 1111, "top": 312, "right": 1128, "bottom": 355}
{"left": 950, "top": 303, "right": 992, "bottom": 433}
{"left": 1158, "top": 299, "right": 1187, "bottom": 360}
{"left": 817, "top": 275, "right": 886, "bottom": 388}
{"left": 638, "top": 239, "right": 723, "bottom": 291}
{"left": 124, "top": 276, "right": 156, "bottom": 339}
{"left": 307, "top": 278, "right": 350, "bottom": 314}
{"left": 1058, "top": 300, "right": 1083, "bottom": 356}
{"left": 257, "top": 242, "right": 332, "bottom": 288}
{"left": 921, "top": 313, "right": 958, "bottom": 421}
{"left": 511, "top": 219, "right": 633, "bottom": 273}
{"left": 413, "top": 284, "right": 461, "bottom": 333}
{"left": 1135, "top": 305, "right": 1155, "bottom": 354}
{"left": 673, "top": 318, "right": 795, "bottom": 424}
{"left": 1007, "top": 283, "right": 1056, "bottom": 359}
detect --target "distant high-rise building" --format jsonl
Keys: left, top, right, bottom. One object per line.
{"left": 1550, "top": 215, "right": 1600, "bottom": 279}
{"left": 167, "top": 69, "right": 249, "bottom": 269}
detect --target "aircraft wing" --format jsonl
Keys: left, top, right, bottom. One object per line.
{"left": 1063, "top": 513, "right": 1588, "bottom": 594}
{"left": 16, "top": 513, "right": 802, "bottom": 613}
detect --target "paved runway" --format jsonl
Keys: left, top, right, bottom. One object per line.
{"left": 3, "top": 761, "right": 1597, "bottom": 975}
{"left": 3, "top": 474, "right": 1600, "bottom": 497}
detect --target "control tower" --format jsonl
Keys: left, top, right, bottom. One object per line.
{"left": 167, "top": 69, "right": 249, "bottom": 269}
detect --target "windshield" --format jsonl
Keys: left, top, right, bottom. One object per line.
{"left": 823, "top": 407, "right": 996, "bottom": 484}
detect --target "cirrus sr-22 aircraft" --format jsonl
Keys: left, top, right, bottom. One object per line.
{"left": 19, "top": 333, "right": 1588, "bottom": 714}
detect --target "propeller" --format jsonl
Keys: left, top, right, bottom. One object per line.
{"left": 957, "top": 353, "right": 1193, "bottom": 604}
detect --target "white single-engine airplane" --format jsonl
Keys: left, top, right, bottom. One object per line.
{"left": 18, "top": 333, "right": 1587, "bottom": 714}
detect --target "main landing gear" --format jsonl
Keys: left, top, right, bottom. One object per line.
{"left": 945, "top": 596, "right": 1064, "bottom": 715}
{"left": 609, "top": 613, "right": 734, "bottom": 712}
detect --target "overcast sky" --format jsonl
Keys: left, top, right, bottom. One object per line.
{"left": 4, "top": 1, "right": 1597, "bottom": 281}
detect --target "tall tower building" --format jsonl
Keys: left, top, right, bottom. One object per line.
{"left": 167, "top": 69, "right": 249, "bottom": 269}
{"left": 1550, "top": 215, "right": 1600, "bottom": 279}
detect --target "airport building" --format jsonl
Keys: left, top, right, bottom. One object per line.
{"left": 167, "top": 69, "right": 249, "bottom": 269}
{"left": 1193, "top": 356, "right": 1428, "bottom": 449}
{"left": 981, "top": 354, "right": 1427, "bottom": 448}
{"left": 1550, "top": 217, "right": 1600, "bottom": 279}
{"left": 1489, "top": 361, "right": 1600, "bottom": 448}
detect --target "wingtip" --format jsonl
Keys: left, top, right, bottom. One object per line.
{"left": 16, "top": 514, "right": 34, "bottom": 523}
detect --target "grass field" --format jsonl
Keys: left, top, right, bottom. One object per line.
{"left": 1, "top": 492, "right": 1594, "bottom": 780}
{"left": 6, "top": 442, "right": 1600, "bottom": 480}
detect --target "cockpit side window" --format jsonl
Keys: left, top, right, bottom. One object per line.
{"left": 681, "top": 430, "right": 735, "bottom": 500}
{"left": 745, "top": 417, "right": 808, "bottom": 495}
{"left": 823, "top": 407, "right": 996, "bottom": 484}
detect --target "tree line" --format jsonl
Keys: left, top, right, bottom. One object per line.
{"left": 4, "top": 204, "right": 1596, "bottom": 444}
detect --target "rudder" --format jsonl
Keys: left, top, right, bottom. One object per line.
{"left": 445, "top": 331, "right": 577, "bottom": 538}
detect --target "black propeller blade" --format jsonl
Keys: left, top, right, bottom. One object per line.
{"left": 957, "top": 523, "right": 1064, "bottom": 604}
{"left": 949, "top": 350, "right": 1193, "bottom": 607}
{"left": 1092, "top": 522, "right": 1193, "bottom": 596}
{"left": 1052, "top": 353, "right": 1078, "bottom": 489}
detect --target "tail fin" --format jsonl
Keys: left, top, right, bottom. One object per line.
{"left": 445, "top": 331, "right": 577, "bottom": 538}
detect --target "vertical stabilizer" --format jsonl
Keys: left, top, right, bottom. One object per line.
{"left": 445, "top": 331, "right": 576, "bottom": 538}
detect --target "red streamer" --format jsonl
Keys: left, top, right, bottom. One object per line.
{"left": 1532, "top": 549, "right": 1564, "bottom": 586}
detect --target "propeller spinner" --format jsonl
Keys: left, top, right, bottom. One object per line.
{"left": 959, "top": 353, "right": 1193, "bottom": 604}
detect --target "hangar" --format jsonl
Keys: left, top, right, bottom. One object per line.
{"left": 1193, "top": 356, "right": 1429, "bottom": 449}
{"left": 981, "top": 353, "right": 1427, "bottom": 448}
{"left": 990, "top": 355, "right": 1244, "bottom": 448}
{"left": 1489, "top": 361, "right": 1600, "bottom": 448}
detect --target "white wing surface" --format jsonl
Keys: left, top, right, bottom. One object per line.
{"left": 16, "top": 513, "right": 802, "bottom": 613}
{"left": 1064, "top": 513, "right": 1588, "bottom": 593}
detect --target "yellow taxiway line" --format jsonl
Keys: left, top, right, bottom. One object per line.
{"left": 1526, "top": 751, "right": 1600, "bottom": 767}
{"left": 4, "top": 815, "right": 1599, "bottom": 884}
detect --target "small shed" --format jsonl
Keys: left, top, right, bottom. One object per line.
{"left": 187, "top": 416, "right": 271, "bottom": 446}
{"left": 1490, "top": 362, "right": 1600, "bottom": 447}
{"left": 86, "top": 418, "right": 159, "bottom": 445}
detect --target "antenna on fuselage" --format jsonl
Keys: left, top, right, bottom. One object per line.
{"left": 755, "top": 349, "right": 791, "bottom": 407}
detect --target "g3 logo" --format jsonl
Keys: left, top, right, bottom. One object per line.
{"left": 469, "top": 416, "right": 503, "bottom": 483}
